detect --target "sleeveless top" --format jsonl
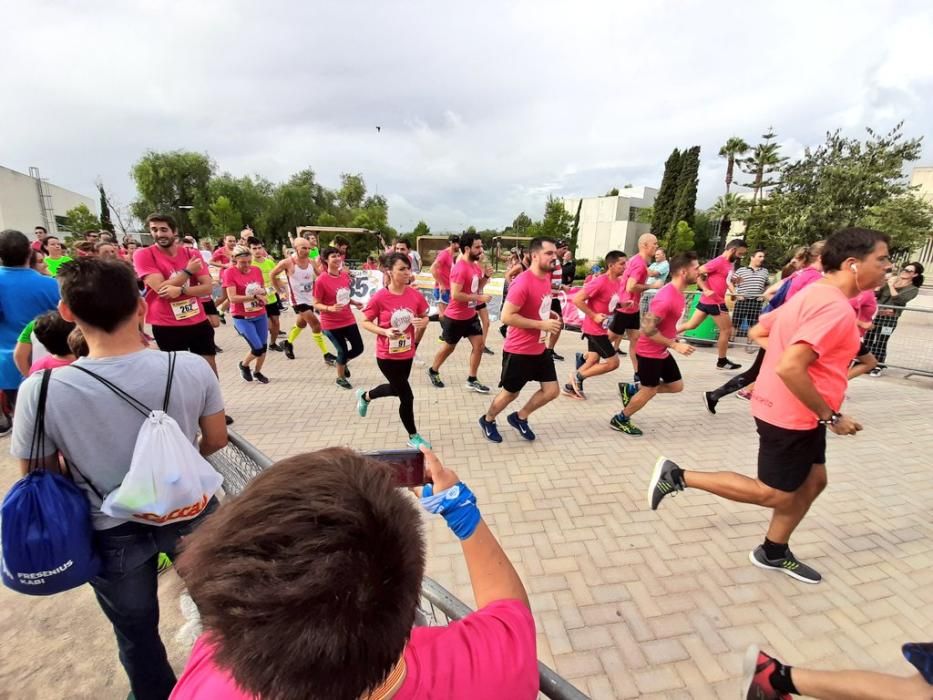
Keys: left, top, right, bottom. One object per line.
{"left": 288, "top": 257, "right": 316, "bottom": 305}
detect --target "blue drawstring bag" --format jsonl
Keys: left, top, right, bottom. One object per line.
{"left": 1, "top": 370, "right": 101, "bottom": 595}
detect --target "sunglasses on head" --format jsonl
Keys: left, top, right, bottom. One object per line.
{"left": 904, "top": 268, "right": 917, "bottom": 273}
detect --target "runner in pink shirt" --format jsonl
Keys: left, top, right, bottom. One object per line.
{"left": 313, "top": 247, "right": 365, "bottom": 390}
{"left": 479, "top": 237, "right": 561, "bottom": 443}
{"left": 609, "top": 233, "right": 658, "bottom": 381}
{"left": 847, "top": 287, "right": 880, "bottom": 379}
{"left": 358, "top": 252, "right": 432, "bottom": 449}
{"left": 428, "top": 232, "right": 491, "bottom": 393}
{"left": 169, "top": 448, "right": 539, "bottom": 700}
{"left": 430, "top": 234, "right": 460, "bottom": 318}
{"left": 609, "top": 253, "right": 698, "bottom": 436}
{"left": 651, "top": 228, "right": 891, "bottom": 585}
{"left": 222, "top": 246, "right": 271, "bottom": 384}
{"left": 678, "top": 238, "right": 748, "bottom": 370}
{"left": 564, "top": 250, "right": 626, "bottom": 399}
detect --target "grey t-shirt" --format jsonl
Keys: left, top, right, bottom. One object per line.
{"left": 11, "top": 349, "right": 225, "bottom": 530}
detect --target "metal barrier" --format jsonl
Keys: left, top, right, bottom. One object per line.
{"left": 206, "top": 431, "right": 589, "bottom": 700}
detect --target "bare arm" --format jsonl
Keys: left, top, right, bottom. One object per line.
{"left": 450, "top": 279, "right": 488, "bottom": 304}
{"left": 626, "top": 277, "right": 651, "bottom": 294}
{"left": 270, "top": 258, "right": 291, "bottom": 279}
{"left": 19, "top": 454, "right": 61, "bottom": 477}
{"left": 696, "top": 265, "right": 713, "bottom": 294}
{"left": 360, "top": 319, "right": 393, "bottom": 337}
{"left": 774, "top": 344, "right": 835, "bottom": 420}
{"left": 198, "top": 411, "right": 228, "bottom": 456}
{"left": 641, "top": 312, "right": 693, "bottom": 355}
{"left": 748, "top": 322, "right": 770, "bottom": 349}
{"left": 573, "top": 288, "right": 605, "bottom": 324}
{"left": 13, "top": 342, "right": 31, "bottom": 377}
{"left": 225, "top": 285, "right": 265, "bottom": 305}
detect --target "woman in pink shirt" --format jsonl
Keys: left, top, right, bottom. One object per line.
{"left": 358, "top": 253, "right": 432, "bottom": 449}
{"left": 221, "top": 246, "right": 271, "bottom": 384}
{"left": 847, "top": 288, "right": 879, "bottom": 379}
{"left": 170, "top": 447, "right": 539, "bottom": 700}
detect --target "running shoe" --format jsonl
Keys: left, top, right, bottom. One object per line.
{"left": 282, "top": 340, "right": 295, "bottom": 360}
{"left": 483, "top": 345, "right": 494, "bottom": 355}
{"left": 575, "top": 352, "right": 585, "bottom": 370}
{"left": 702, "top": 391, "right": 718, "bottom": 415}
{"left": 407, "top": 434, "right": 432, "bottom": 450}
{"left": 609, "top": 413, "right": 643, "bottom": 436}
{"left": 616, "top": 348, "right": 627, "bottom": 356}
{"left": 157, "top": 553, "right": 173, "bottom": 574}
{"left": 507, "top": 411, "right": 536, "bottom": 441}
{"left": 278, "top": 331, "right": 286, "bottom": 337}
{"left": 219, "top": 313, "right": 226, "bottom": 325}
{"left": 254, "top": 372, "right": 270, "bottom": 384}
{"left": 323, "top": 352, "right": 337, "bottom": 366}
{"left": 618, "top": 382, "right": 637, "bottom": 408}
{"left": 428, "top": 368, "right": 445, "bottom": 388}
{"left": 568, "top": 372, "right": 586, "bottom": 399}
{"left": 737, "top": 389, "right": 752, "bottom": 401}
{"left": 344, "top": 366, "right": 351, "bottom": 378}
{"left": 562, "top": 383, "right": 585, "bottom": 400}
{"left": 269, "top": 342, "right": 283, "bottom": 352}
{"left": 238, "top": 362, "right": 253, "bottom": 382}
{"left": 716, "top": 357, "right": 741, "bottom": 370}
{"left": 550, "top": 349, "right": 565, "bottom": 362}
{"left": 0, "top": 416, "right": 11, "bottom": 439}
{"left": 741, "top": 645, "right": 790, "bottom": 700}
{"left": 225, "top": 415, "right": 234, "bottom": 426}
{"left": 478, "top": 415, "right": 503, "bottom": 443}
{"left": 749, "top": 545, "right": 821, "bottom": 584}
{"left": 633, "top": 372, "right": 640, "bottom": 384}
{"left": 336, "top": 377, "right": 353, "bottom": 390}
{"left": 466, "top": 378, "right": 490, "bottom": 394}
{"left": 356, "top": 389, "right": 369, "bottom": 417}
{"left": 902, "top": 642, "right": 933, "bottom": 684}
{"left": 647, "top": 457, "right": 684, "bottom": 510}
{"left": 869, "top": 367, "right": 884, "bottom": 377}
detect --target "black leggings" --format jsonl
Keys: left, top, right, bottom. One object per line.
{"left": 323, "top": 324, "right": 365, "bottom": 366}
{"left": 368, "top": 358, "right": 417, "bottom": 436}
{"left": 709, "top": 347, "right": 766, "bottom": 400}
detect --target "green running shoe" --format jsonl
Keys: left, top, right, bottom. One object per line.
{"left": 356, "top": 389, "right": 369, "bottom": 417}
{"left": 609, "top": 413, "right": 643, "bottom": 435}
{"left": 157, "top": 552, "right": 173, "bottom": 574}
{"left": 407, "top": 434, "right": 432, "bottom": 450}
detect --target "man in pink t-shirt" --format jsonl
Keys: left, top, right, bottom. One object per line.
{"left": 428, "top": 232, "right": 491, "bottom": 393}
{"left": 650, "top": 228, "right": 892, "bottom": 585}
{"left": 430, "top": 234, "right": 460, "bottom": 318}
{"left": 133, "top": 213, "right": 217, "bottom": 372}
{"left": 169, "top": 448, "right": 540, "bottom": 700}
{"left": 565, "top": 250, "right": 626, "bottom": 400}
{"left": 609, "top": 252, "right": 698, "bottom": 436}
{"left": 609, "top": 232, "right": 658, "bottom": 380}
{"left": 847, "top": 288, "right": 880, "bottom": 379}
{"left": 478, "top": 237, "right": 561, "bottom": 443}
{"left": 678, "top": 238, "right": 748, "bottom": 370}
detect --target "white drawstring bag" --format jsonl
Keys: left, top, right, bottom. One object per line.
{"left": 71, "top": 353, "right": 223, "bottom": 525}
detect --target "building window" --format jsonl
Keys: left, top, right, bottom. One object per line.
{"left": 628, "top": 206, "right": 641, "bottom": 222}
{"left": 54, "top": 215, "right": 70, "bottom": 231}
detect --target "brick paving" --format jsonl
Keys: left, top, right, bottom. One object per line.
{"left": 2, "top": 308, "right": 932, "bottom": 698}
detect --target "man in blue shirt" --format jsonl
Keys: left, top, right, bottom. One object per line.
{"left": 0, "top": 229, "right": 60, "bottom": 433}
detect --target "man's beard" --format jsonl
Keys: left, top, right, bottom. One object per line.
{"left": 156, "top": 237, "right": 174, "bottom": 248}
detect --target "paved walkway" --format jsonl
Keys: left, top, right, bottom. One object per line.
{"left": 2, "top": 310, "right": 932, "bottom": 699}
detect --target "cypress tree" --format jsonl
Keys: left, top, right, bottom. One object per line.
{"left": 651, "top": 149, "right": 682, "bottom": 238}
{"left": 669, "top": 146, "right": 701, "bottom": 231}
{"left": 99, "top": 184, "right": 115, "bottom": 232}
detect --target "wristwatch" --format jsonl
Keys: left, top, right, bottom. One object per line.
{"left": 817, "top": 412, "right": 842, "bottom": 426}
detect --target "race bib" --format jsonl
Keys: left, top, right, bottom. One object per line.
{"left": 170, "top": 298, "right": 200, "bottom": 321}
{"left": 880, "top": 325, "right": 894, "bottom": 336}
{"left": 608, "top": 293, "right": 619, "bottom": 313}
{"left": 336, "top": 287, "right": 351, "bottom": 306}
{"left": 244, "top": 299, "right": 263, "bottom": 313}
{"left": 301, "top": 282, "right": 312, "bottom": 293}
{"left": 388, "top": 334, "right": 411, "bottom": 354}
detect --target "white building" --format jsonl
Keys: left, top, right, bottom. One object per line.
{"left": 0, "top": 165, "right": 97, "bottom": 237}
{"left": 562, "top": 186, "right": 657, "bottom": 261}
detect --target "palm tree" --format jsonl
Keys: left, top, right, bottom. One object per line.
{"left": 709, "top": 192, "right": 747, "bottom": 221}
{"left": 739, "top": 128, "right": 787, "bottom": 203}
{"left": 718, "top": 137, "right": 750, "bottom": 194}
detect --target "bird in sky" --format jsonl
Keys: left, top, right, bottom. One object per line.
{"left": 376, "top": 126, "right": 381, "bottom": 132}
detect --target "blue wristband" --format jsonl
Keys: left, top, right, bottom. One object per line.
{"left": 420, "top": 482, "right": 481, "bottom": 540}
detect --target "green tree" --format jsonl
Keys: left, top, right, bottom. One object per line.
{"left": 567, "top": 199, "right": 583, "bottom": 256}
{"left": 64, "top": 204, "right": 101, "bottom": 234}
{"left": 338, "top": 173, "right": 366, "bottom": 210}
{"left": 131, "top": 150, "right": 215, "bottom": 235}
{"left": 860, "top": 193, "right": 933, "bottom": 256}
{"left": 651, "top": 148, "right": 682, "bottom": 238}
{"left": 667, "top": 220, "right": 695, "bottom": 254}
{"left": 539, "top": 195, "right": 573, "bottom": 241}
{"left": 511, "top": 212, "right": 533, "bottom": 235}
{"left": 692, "top": 210, "right": 715, "bottom": 256}
{"left": 205, "top": 173, "right": 275, "bottom": 234}
{"left": 317, "top": 212, "right": 338, "bottom": 227}
{"left": 636, "top": 206, "right": 654, "bottom": 224}
{"left": 208, "top": 196, "right": 243, "bottom": 237}
{"left": 718, "top": 137, "right": 750, "bottom": 194}
{"left": 412, "top": 220, "right": 431, "bottom": 238}
{"left": 98, "top": 184, "right": 114, "bottom": 232}
{"left": 669, "top": 146, "right": 701, "bottom": 230}
{"left": 739, "top": 128, "right": 786, "bottom": 203}
{"left": 605, "top": 187, "right": 620, "bottom": 196}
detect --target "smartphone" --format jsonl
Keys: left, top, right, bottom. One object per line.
{"left": 366, "top": 449, "right": 429, "bottom": 487}
{"left": 902, "top": 643, "right": 933, "bottom": 684}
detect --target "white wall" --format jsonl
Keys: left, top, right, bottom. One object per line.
{"left": 564, "top": 187, "right": 657, "bottom": 261}
{"left": 0, "top": 165, "right": 96, "bottom": 236}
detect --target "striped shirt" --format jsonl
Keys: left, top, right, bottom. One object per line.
{"left": 733, "top": 266, "right": 770, "bottom": 296}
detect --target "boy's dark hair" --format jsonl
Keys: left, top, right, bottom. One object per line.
{"left": 459, "top": 231, "right": 481, "bottom": 252}
{"left": 247, "top": 237, "right": 262, "bottom": 248}
{"left": 384, "top": 252, "right": 411, "bottom": 270}
{"left": 529, "top": 236, "right": 557, "bottom": 254}
{"left": 35, "top": 225, "right": 48, "bottom": 235}
{"left": 320, "top": 246, "right": 340, "bottom": 262}
{"left": 448, "top": 233, "right": 460, "bottom": 243}
{"left": 670, "top": 251, "right": 699, "bottom": 276}
{"left": 146, "top": 212, "right": 177, "bottom": 231}
{"left": 67, "top": 327, "right": 89, "bottom": 358}
{"left": 394, "top": 238, "right": 410, "bottom": 250}
{"left": 333, "top": 235, "right": 350, "bottom": 248}
{"left": 821, "top": 228, "right": 890, "bottom": 272}
{"left": 605, "top": 249, "right": 625, "bottom": 265}
{"left": 33, "top": 311, "right": 77, "bottom": 357}
{"left": 0, "top": 230, "right": 31, "bottom": 267}
{"left": 57, "top": 258, "right": 140, "bottom": 333}
{"left": 726, "top": 238, "right": 748, "bottom": 250}
{"left": 177, "top": 448, "right": 426, "bottom": 700}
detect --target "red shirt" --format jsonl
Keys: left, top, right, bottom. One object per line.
{"left": 503, "top": 269, "right": 552, "bottom": 355}
{"left": 580, "top": 274, "right": 620, "bottom": 337}
{"left": 221, "top": 266, "right": 266, "bottom": 318}
{"left": 445, "top": 259, "right": 483, "bottom": 321}
{"left": 433, "top": 248, "right": 454, "bottom": 289}
{"left": 618, "top": 253, "right": 649, "bottom": 312}
{"left": 211, "top": 249, "right": 233, "bottom": 266}
{"left": 752, "top": 283, "right": 859, "bottom": 430}
{"left": 787, "top": 266, "right": 823, "bottom": 300}
{"left": 702, "top": 255, "right": 734, "bottom": 305}
{"left": 313, "top": 270, "right": 356, "bottom": 330}
{"left": 133, "top": 245, "right": 208, "bottom": 327}
{"left": 635, "top": 283, "right": 685, "bottom": 359}
{"left": 363, "top": 287, "right": 429, "bottom": 360}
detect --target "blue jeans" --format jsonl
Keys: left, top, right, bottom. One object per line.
{"left": 323, "top": 323, "right": 364, "bottom": 366}
{"left": 90, "top": 498, "right": 219, "bottom": 700}
{"left": 233, "top": 315, "right": 269, "bottom": 355}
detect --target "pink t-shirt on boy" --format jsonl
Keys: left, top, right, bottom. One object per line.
{"left": 635, "top": 283, "right": 685, "bottom": 360}
{"left": 28, "top": 355, "right": 73, "bottom": 376}
{"left": 618, "top": 253, "right": 649, "bottom": 311}
{"left": 134, "top": 245, "right": 209, "bottom": 327}
{"left": 364, "top": 287, "right": 429, "bottom": 360}
{"left": 580, "top": 274, "right": 620, "bottom": 337}
{"left": 313, "top": 271, "right": 356, "bottom": 330}
{"left": 444, "top": 259, "right": 483, "bottom": 321}
{"left": 503, "top": 269, "right": 552, "bottom": 355}
{"left": 701, "top": 255, "right": 733, "bottom": 305}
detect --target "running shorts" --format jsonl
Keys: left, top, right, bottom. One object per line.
{"left": 202, "top": 298, "right": 218, "bottom": 316}
{"left": 151, "top": 321, "right": 216, "bottom": 357}
{"left": 265, "top": 300, "right": 282, "bottom": 317}
{"left": 440, "top": 315, "right": 483, "bottom": 344}
{"left": 634, "top": 353, "right": 681, "bottom": 388}
{"left": 696, "top": 301, "right": 729, "bottom": 316}
{"left": 550, "top": 298, "right": 562, "bottom": 316}
{"left": 499, "top": 350, "right": 558, "bottom": 393}
{"left": 585, "top": 334, "right": 615, "bottom": 359}
{"left": 609, "top": 311, "right": 639, "bottom": 334}
{"left": 755, "top": 418, "right": 826, "bottom": 492}
{"left": 293, "top": 303, "right": 314, "bottom": 314}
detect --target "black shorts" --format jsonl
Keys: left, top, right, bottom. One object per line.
{"left": 585, "top": 333, "right": 615, "bottom": 359}
{"left": 202, "top": 298, "right": 218, "bottom": 316}
{"left": 151, "top": 321, "right": 216, "bottom": 357}
{"left": 609, "top": 311, "right": 639, "bottom": 335}
{"left": 550, "top": 298, "right": 562, "bottom": 316}
{"left": 475, "top": 303, "right": 487, "bottom": 311}
{"left": 696, "top": 301, "right": 729, "bottom": 316}
{"left": 755, "top": 418, "right": 826, "bottom": 492}
{"left": 293, "top": 303, "right": 314, "bottom": 314}
{"left": 499, "top": 351, "right": 558, "bottom": 393}
{"left": 265, "top": 300, "right": 282, "bottom": 317}
{"left": 441, "top": 315, "right": 483, "bottom": 344}
{"left": 635, "top": 353, "right": 682, "bottom": 387}
{"left": 857, "top": 341, "right": 870, "bottom": 357}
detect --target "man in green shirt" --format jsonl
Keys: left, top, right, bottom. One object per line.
{"left": 249, "top": 237, "right": 285, "bottom": 351}
{"left": 44, "top": 236, "right": 73, "bottom": 276}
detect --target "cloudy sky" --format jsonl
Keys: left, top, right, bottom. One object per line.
{"left": 4, "top": 0, "right": 932, "bottom": 233}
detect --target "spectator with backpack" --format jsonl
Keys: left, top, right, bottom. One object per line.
{"left": 7, "top": 257, "right": 229, "bottom": 700}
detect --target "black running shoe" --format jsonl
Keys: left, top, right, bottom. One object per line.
{"left": 239, "top": 362, "right": 253, "bottom": 382}
{"left": 550, "top": 349, "right": 565, "bottom": 362}
{"left": 716, "top": 357, "right": 741, "bottom": 370}
{"left": 647, "top": 457, "right": 684, "bottom": 510}
{"left": 323, "top": 352, "right": 337, "bottom": 366}
{"left": 428, "top": 368, "right": 445, "bottom": 388}
{"left": 254, "top": 372, "right": 270, "bottom": 384}
{"left": 269, "top": 342, "right": 283, "bottom": 352}
{"left": 615, "top": 348, "right": 627, "bottom": 356}
{"left": 902, "top": 642, "right": 933, "bottom": 684}
{"left": 282, "top": 340, "right": 295, "bottom": 360}
{"left": 749, "top": 546, "right": 821, "bottom": 584}
{"left": 344, "top": 366, "right": 351, "bottom": 378}
{"left": 336, "top": 377, "right": 352, "bottom": 390}
{"left": 483, "top": 345, "right": 494, "bottom": 356}
{"left": 702, "top": 391, "right": 718, "bottom": 415}
{"left": 225, "top": 415, "right": 234, "bottom": 426}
